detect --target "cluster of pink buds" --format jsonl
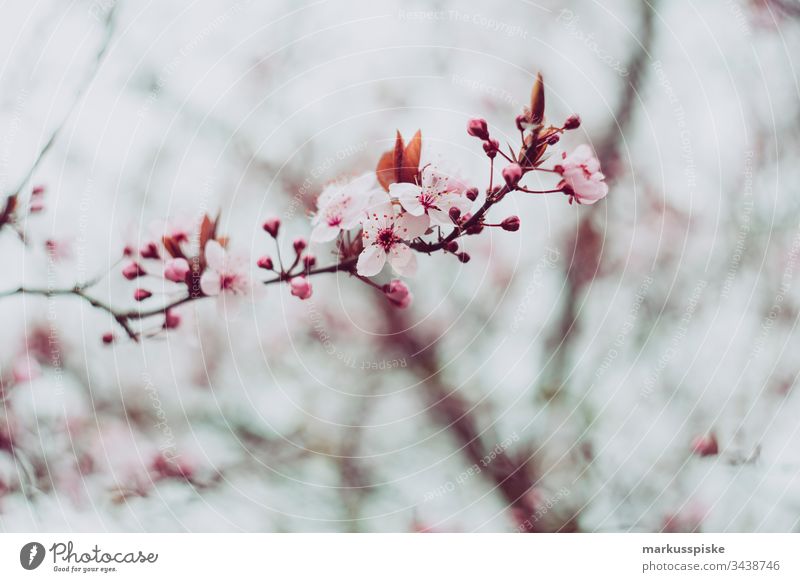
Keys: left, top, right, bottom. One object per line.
{"left": 0, "top": 185, "right": 47, "bottom": 239}
{"left": 466, "top": 73, "right": 606, "bottom": 206}
{"left": 260, "top": 217, "right": 315, "bottom": 301}
{"left": 108, "top": 214, "right": 254, "bottom": 341}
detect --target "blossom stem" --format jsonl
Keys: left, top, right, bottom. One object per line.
{"left": 2, "top": 256, "right": 361, "bottom": 341}
{"left": 517, "top": 186, "right": 563, "bottom": 194}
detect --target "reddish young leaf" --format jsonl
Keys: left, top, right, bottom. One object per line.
{"left": 530, "top": 72, "right": 545, "bottom": 125}
{"left": 198, "top": 214, "right": 217, "bottom": 269}
{"left": 376, "top": 130, "right": 423, "bottom": 190}
{"left": 376, "top": 150, "right": 397, "bottom": 191}
{"left": 161, "top": 236, "right": 185, "bottom": 260}
{"left": 400, "top": 130, "right": 422, "bottom": 184}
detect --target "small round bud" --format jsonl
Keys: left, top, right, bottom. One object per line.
{"left": 445, "top": 241, "right": 459, "bottom": 253}
{"left": 502, "top": 163, "right": 523, "bottom": 188}
{"left": 456, "top": 252, "right": 471, "bottom": 264}
{"left": 501, "top": 216, "right": 521, "bottom": 232}
{"left": 140, "top": 242, "right": 160, "bottom": 260}
{"left": 257, "top": 256, "right": 274, "bottom": 270}
{"left": 133, "top": 288, "right": 153, "bottom": 301}
{"left": 563, "top": 114, "right": 581, "bottom": 130}
{"left": 448, "top": 207, "right": 461, "bottom": 223}
{"left": 262, "top": 217, "right": 281, "bottom": 238}
{"left": 102, "top": 332, "right": 115, "bottom": 345}
{"left": 465, "top": 223, "right": 484, "bottom": 236}
{"left": 515, "top": 114, "right": 527, "bottom": 131}
{"left": 466, "top": 187, "right": 479, "bottom": 201}
{"left": 293, "top": 238, "right": 307, "bottom": 254}
{"left": 482, "top": 139, "right": 499, "bottom": 159}
{"left": 466, "top": 118, "right": 489, "bottom": 140}
{"left": 122, "top": 262, "right": 146, "bottom": 280}
{"left": 303, "top": 254, "right": 317, "bottom": 269}
{"left": 691, "top": 434, "right": 718, "bottom": 457}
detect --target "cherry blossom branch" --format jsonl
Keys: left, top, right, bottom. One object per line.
{"left": 0, "top": 253, "right": 363, "bottom": 342}
{"left": 2, "top": 72, "right": 609, "bottom": 342}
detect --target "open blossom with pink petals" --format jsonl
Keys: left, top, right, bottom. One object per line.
{"left": 199, "top": 240, "right": 250, "bottom": 297}
{"left": 555, "top": 144, "right": 608, "bottom": 204}
{"left": 389, "top": 166, "right": 472, "bottom": 228}
{"left": 357, "top": 203, "right": 429, "bottom": 277}
{"left": 311, "top": 173, "right": 380, "bottom": 242}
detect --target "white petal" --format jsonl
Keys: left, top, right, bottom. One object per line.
{"left": 204, "top": 240, "right": 226, "bottom": 271}
{"left": 390, "top": 183, "right": 424, "bottom": 215}
{"left": 356, "top": 245, "right": 387, "bottom": 276}
{"left": 349, "top": 172, "right": 379, "bottom": 197}
{"left": 395, "top": 211, "right": 429, "bottom": 239}
{"left": 388, "top": 243, "right": 417, "bottom": 276}
{"left": 317, "top": 183, "right": 343, "bottom": 210}
{"left": 311, "top": 222, "right": 340, "bottom": 242}
{"left": 200, "top": 271, "right": 221, "bottom": 296}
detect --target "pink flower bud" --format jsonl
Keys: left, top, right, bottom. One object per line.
{"left": 691, "top": 434, "right": 718, "bottom": 457}
{"left": 515, "top": 114, "right": 527, "bottom": 131}
{"left": 133, "top": 288, "right": 152, "bottom": 301}
{"left": 482, "top": 138, "right": 499, "bottom": 159}
{"left": 465, "top": 187, "right": 479, "bottom": 201}
{"left": 152, "top": 453, "right": 193, "bottom": 480}
{"left": 457, "top": 252, "right": 471, "bottom": 263}
{"left": 448, "top": 207, "right": 461, "bottom": 223}
{"left": 140, "top": 242, "right": 160, "bottom": 259}
{"left": 501, "top": 216, "right": 521, "bottom": 232}
{"left": 467, "top": 118, "right": 489, "bottom": 140}
{"left": 262, "top": 217, "right": 281, "bottom": 238}
{"left": 502, "top": 163, "right": 523, "bottom": 187}
{"left": 563, "top": 114, "right": 581, "bottom": 130}
{"left": 303, "top": 254, "right": 317, "bottom": 269}
{"left": 102, "top": 332, "right": 115, "bottom": 345}
{"left": 445, "top": 241, "right": 459, "bottom": 253}
{"left": 163, "top": 258, "right": 190, "bottom": 283}
{"left": 384, "top": 279, "right": 412, "bottom": 308}
{"left": 289, "top": 276, "right": 313, "bottom": 300}
{"left": 257, "top": 256, "right": 274, "bottom": 270}
{"left": 122, "top": 261, "right": 146, "bottom": 280}
{"left": 164, "top": 309, "right": 181, "bottom": 329}
{"left": 293, "top": 238, "right": 307, "bottom": 254}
